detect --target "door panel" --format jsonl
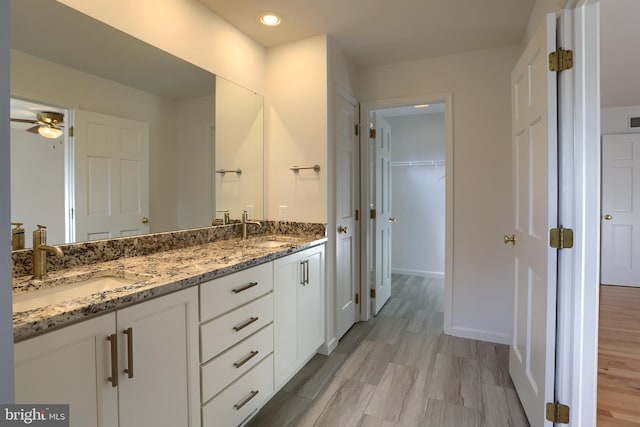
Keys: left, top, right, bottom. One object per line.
{"left": 372, "top": 113, "right": 392, "bottom": 315}
{"left": 509, "top": 13, "right": 558, "bottom": 427}
{"left": 601, "top": 133, "right": 640, "bottom": 286}
{"left": 75, "top": 110, "right": 149, "bottom": 241}
{"left": 336, "top": 91, "right": 359, "bottom": 339}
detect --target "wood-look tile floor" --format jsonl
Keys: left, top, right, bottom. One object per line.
{"left": 598, "top": 284, "right": 640, "bottom": 426}
{"left": 248, "top": 275, "right": 529, "bottom": 427}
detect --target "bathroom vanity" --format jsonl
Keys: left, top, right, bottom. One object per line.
{"left": 11, "top": 225, "right": 326, "bottom": 427}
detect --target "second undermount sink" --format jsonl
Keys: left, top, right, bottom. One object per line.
{"left": 13, "top": 271, "right": 147, "bottom": 313}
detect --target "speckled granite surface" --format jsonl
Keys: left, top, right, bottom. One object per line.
{"left": 12, "top": 223, "right": 326, "bottom": 342}
{"left": 12, "top": 221, "right": 326, "bottom": 277}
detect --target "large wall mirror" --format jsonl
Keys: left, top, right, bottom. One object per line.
{"left": 9, "top": 0, "right": 264, "bottom": 249}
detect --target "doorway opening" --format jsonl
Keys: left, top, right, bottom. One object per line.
{"left": 9, "top": 97, "right": 71, "bottom": 247}
{"left": 360, "top": 94, "right": 453, "bottom": 331}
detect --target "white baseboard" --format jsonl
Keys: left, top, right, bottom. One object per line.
{"left": 318, "top": 337, "right": 337, "bottom": 355}
{"left": 450, "top": 325, "right": 510, "bottom": 345}
{"left": 391, "top": 268, "right": 444, "bottom": 279}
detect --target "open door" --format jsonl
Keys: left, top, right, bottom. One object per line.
{"left": 370, "top": 112, "right": 393, "bottom": 315}
{"left": 508, "top": 13, "right": 559, "bottom": 427}
{"left": 335, "top": 90, "right": 360, "bottom": 339}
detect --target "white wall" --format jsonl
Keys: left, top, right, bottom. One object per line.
{"left": 265, "top": 35, "right": 328, "bottom": 223}
{"left": 359, "top": 45, "right": 520, "bottom": 344}
{"left": 387, "top": 113, "right": 445, "bottom": 277}
{"left": 10, "top": 128, "right": 66, "bottom": 246}
{"left": 215, "top": 79, "right": 264, "bottom": 220}
{"left": 56, "top": 0, "right": 266, "bottom": 94}
{"left": 176, "top": 95, "right": 215, "bottom": 229}
{"left": 0, "top": 0, "right": 15, "bottom": 402}
{"left": 602, "top": 105, "right": 640, "bottom": 134}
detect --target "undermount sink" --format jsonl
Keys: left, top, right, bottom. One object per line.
{"left": 13, "top": 271, "right": 146, "bottom": 313}
{"left": 248, "top": 240, "right": 291, "bottom": 248}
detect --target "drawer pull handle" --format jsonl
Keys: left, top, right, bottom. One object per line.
{"left": 123, "top": 327, "right": 134, "bottom": 379}
{"left": 107, "top": 333, "right": 118, "bottom": 387}
{"left": 233, "top": 390, "right": 259, "bottom": 410}
{"left": 233, "top": 350, "right": 259, "bottom": 369}
{"left": 233, "top": 317, "right": 259, "bottom": 332}
{"left": 232, "top": 281, "right": 259, "bottom": 294}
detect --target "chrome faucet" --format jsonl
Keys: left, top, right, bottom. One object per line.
{"left": 33, "top": 224, "right": 64, "bottom": 279}
{"left": 241, "top": 210, "right": 261, "bottom": 240}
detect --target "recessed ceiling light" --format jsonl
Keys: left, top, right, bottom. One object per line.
{"left": 260, "top": 13, "right": 281, "bottom": 26}
{"left": 414, "top": 104, "right": 430, "bottom": 109}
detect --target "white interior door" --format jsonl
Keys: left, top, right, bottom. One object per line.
{"left": 336, "top": 90, "right": 360, "bottom": 339}
{"left": 74, "top": 110, "right": 149, "bottom": 241}
{"left": 601, "top": 133, "right": 640, "bottom": 286}
{"left": 509, "top": 13, "right": 558, "bottom": 427}
{"left": 371, "top": 112, "right": 392, "bottom": 315}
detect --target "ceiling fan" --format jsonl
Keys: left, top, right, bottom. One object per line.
{"left": 10, "top": 111, "right": 65, "bottom": 139}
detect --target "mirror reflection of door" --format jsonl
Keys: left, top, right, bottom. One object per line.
{"left": 10, "top": 98, "right": 68, "bottom": 248}
{"left": 74, "top": 109, "right": 150, "bottom": 242}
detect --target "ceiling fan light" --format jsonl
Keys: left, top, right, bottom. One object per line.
{"left": 38, "top": 125, "right": 63, "bottom": 139}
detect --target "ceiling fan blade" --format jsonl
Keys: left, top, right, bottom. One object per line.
{"left": 26, "top": 125, "right": 40, "bottom": 134}
{"left": 10, "top": 118, "right": 38, "bottom": 124}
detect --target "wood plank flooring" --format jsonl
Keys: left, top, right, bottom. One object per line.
{"left": 598, "top": 284, "right": 640, "bottom": 426}
{"left": 248, "top": 274, "right": 529, "bottom": 427}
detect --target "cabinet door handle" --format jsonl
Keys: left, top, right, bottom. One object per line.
{"left": 233, "top": 350, "right": 259, "bottom": 369}
{"left": 123, "top": 327, "right": 134, "bottom": 379}
{"left": 233, "top": 390, "right": 259, "bottom": 410}
{"left": 300, "top": 261, "right": 305, "bottom": 285}
{"left": 107, "top": 333, "right": 118, "bottom": 387}
{"left": 233, "top": 317, "right": 259, "bottom": 332}
{"left": 232, "top": 281, "right": 259, "bottom": 294}
{"left": 304, "top": 260, "right": 310, "bottom": 285}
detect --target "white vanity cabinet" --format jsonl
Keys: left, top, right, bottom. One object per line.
{"left": 199, "top": 262, "right": 275, "bottom": 427}
{"left": 273, "top": 245, "right": 325, "bottom": 388}
{"left": 14, "top": 287, "right": 200, "bottom": 427}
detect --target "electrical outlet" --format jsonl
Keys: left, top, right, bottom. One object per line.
{"left": 246, "top": 205, "right": 255, "bottom": 219}
{"left": 279, "top": 205, "right": 288, "bottom": 220}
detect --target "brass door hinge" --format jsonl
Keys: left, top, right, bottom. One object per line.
{"left": 370, "top": 288, "right": 376, "bottom": 298}
{"left": 355, "top": 124, "right": 359, "bottom": 136}
{"left": 550, "top": 226, "right": 574, "bottom": 249}
{"left": 370, "top": 209, "right": 377, "bottom": 219}
{"left": 549, "top": 48, "right": 574, "bottom": 72}
{"left": 355, "top": 209, "right": 359, "bottom": 221}
{"left": 546, "top": 402, "right": 570, "bottom": 424}
{"left": 370, "top": 128, "right": 376, "bottom": 139}
{"left": 69, "top": 126, "right": 74, "bottom": 137}
{"left": 355, "top": 293, "right": 359, "bottom": 304}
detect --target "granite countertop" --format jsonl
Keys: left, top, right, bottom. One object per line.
{"left": 12, "top": 234, "right": 327, "bottom": 341}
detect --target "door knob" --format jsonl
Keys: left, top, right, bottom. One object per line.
{"left": 503, "top": 234, "right": 517, "bottom": 245}
{"left": 141, "top": 217, "right": 149, "bottom": 224}
{"left": 604, "top": 214, "right": 613, "bottom": 220}
{"left": 337, "top": 226, "right": 348, "bottom": 234}
{"left": 389, "top": 217, "right": 396, "bottom": 223}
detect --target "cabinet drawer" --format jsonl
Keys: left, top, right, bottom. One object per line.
{"left": 201, "top": 324, "right": 273, "bottom": 403}
{"left": 201, "top": 353, "right": 273, "bottom": 427}
{"left": 200, "top": 262, "right": 273, "bottom": 322}
{"left": 200, "top": 293, "right": 273, "bottom": 362}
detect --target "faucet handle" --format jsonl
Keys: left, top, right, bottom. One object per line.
{"left": 36, "top": 224, "right": 47, "bottom": 230}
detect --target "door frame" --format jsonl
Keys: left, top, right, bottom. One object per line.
{"left": 555, "top": 2, "right": 600, "bottom": 426}
{"left": 359, "top": 93, "right": 453, "bottom": 326}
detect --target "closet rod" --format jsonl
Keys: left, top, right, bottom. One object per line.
{"left": 391, "top": 160, "right": 444, "bottom": 167}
